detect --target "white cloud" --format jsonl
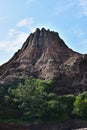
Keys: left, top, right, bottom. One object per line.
{"left": 17, "top": 17, "right": 34, "bottom": 27}
{"left": 0, "top": 17, "right": 34, "bottom": 53}
{"left": 8, "top": 29, "right": 16, "bottom": 37}
{"left": 15, "top": 31, "right": 28, "bottom": 46}
{"left": 0, "top": 31, "right": 28, "bottom": 52}
{"left": 78, "top": 0, "right": 87, "bottom": 16}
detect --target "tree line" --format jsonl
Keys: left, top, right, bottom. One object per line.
{"left": 0, "top": 78, "right": 87, "bottom": 121}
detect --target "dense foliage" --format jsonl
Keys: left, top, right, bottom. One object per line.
{"left": 0, "top": 78, "right": 87, "bottom": 121}
{"left": 73, "top": 91, "right": 87, "bottom": 119}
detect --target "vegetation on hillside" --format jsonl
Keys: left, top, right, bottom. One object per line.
{"left": 0, "top": 78, "right": 87, "bottom": 122}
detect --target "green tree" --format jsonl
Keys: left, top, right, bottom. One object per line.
{"left": 11, "top": 78, "right": 53, "bottom": 120}
{"left": 73, "top": 91, "right": 87, "bottom": 119}
{"left": 60, "top": 94, "right": 75, "bottom": 117}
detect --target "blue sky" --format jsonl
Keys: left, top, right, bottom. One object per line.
{"left": 0, "top": 0, "right": 87, "bottom": 65}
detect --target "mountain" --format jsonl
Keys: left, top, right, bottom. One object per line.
{"left": 0, "top": 28, "right": 87, "bottom": 94}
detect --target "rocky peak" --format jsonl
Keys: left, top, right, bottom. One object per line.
{"left": 0, "top": 28, "right": 77, "bottom": 80}
{"left": 20, "top": 28, "right": 75, "bottom": 62}
{"left": 0, "top": 28, "right": 87, "bottom": 94}
{"left": 21, "top": 28, "right": 66, "bottom": 50}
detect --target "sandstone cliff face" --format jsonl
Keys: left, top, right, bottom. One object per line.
{"left": 0, "top": 28, "right": 87, "bottom": 94}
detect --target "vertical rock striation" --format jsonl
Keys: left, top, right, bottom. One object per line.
{"left": 0, "top": 28, "right": 87, "bottom": 94}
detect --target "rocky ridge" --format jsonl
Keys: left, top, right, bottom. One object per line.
{"left": 0, "top": 28, "right": 87, "bottom": 94}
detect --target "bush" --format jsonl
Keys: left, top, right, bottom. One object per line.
{"left": 73, "top": 91, "right": 87, "bottom": 119}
